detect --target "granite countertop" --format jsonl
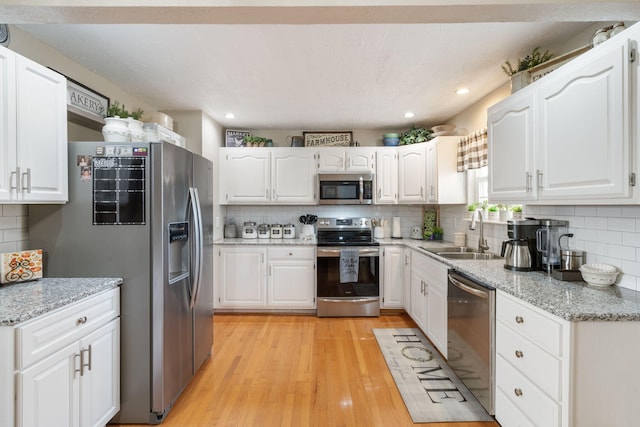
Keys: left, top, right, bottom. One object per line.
{"left": 214, "top": 236, "right": 317, "bottom": 246}
{"left": 212, "top": 236, "right": 640, "bottom": 322}
{"left": 0, "top": 277, "right": 122, "bottom": 326}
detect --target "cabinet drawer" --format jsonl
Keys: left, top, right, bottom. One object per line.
{"left": 497, "top": 292, "right": 564, "bottom": 356}
{"left": 17, "top": 288, "right": 120, "bottom": 369}
{"left": 268, "top": 246, "right": 315, "bottom": 260}
{"left": 495, "top": 387, "right": 536, "bottom": 427}
{"left": 496, "top": 354, "right": 561, "bottom": 427}
{"left": 496, "top": 321, "right": 562, "bottom": 400}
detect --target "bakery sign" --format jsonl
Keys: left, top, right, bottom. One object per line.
{"left": 303, "top": 131, "right": 353, "bottom": 147}
{"left": 66, "top": 77, "right": 110, "bottom": 121}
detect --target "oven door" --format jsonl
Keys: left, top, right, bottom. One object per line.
{"left": 316, "top": 246, "right": 380, "bottom": 317}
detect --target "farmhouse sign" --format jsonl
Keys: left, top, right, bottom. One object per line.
{"left": 303, "top": 131, "right": 353, "bottom": 147}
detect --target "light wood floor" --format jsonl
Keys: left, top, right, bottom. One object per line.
{"left": 113, "top": 313, "right": 500, "bottom": 427}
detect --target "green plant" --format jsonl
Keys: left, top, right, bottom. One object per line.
{"left": 244, "top": 135, "right": 268, "bottom": 146}
{"left": 488, "top": 205, "right": 498, "bottom": 212}
{"left": 106, "top": 100, "right": 128, "bottom": 118}
{"left": 130, "top": 108, "right": 144, "bottom": 120}
{"left": 480, "top": 200, "right": 489, "bottom": 210}
{"left": 502, "top": 47, "right": 553, "bottom": 76}
{"left": 467, "top": 203, "right": 477, "bottom": 212}
{"left": 433, "top": 226, "right": 443, "bottom": 234}
{"left": 511, "top": 205, "right": 523, "bottom": 213}
{"left": 399, "top": 125, "right": 433, "bottom": 145}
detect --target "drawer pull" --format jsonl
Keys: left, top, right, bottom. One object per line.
{"left": 77, "top": 316, "right": 88, "bottom": 325}
{"left": 514, "top": 388, "right": 523, "bottom": 397}
{"left": 515, "top": 315, "right": 524, "bottom": 324}
{"left": 515, "top": 350, "right": 524, "bottom": 358}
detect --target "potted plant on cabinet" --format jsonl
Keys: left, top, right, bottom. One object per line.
{"left": 487, "top": 204, "right": 499, "bottom": 221}
{"left": 502, "top": 47, "right": 553, "bottom": 93}
{"left": 399, "top": 125, "right": 433, "bottom": 145}
{"left": 466, "top": 203, "right": 477, "bottom": 219}
{"left": 102, "top": 101, "right": 131, "bottom": 142}
{"left": 511, "top": 205, "right": 523, "bottom": 219}
{"left": 432, "top": 226, "right": 443, "bottom": 241}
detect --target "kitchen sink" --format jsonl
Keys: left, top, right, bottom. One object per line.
{"left": 435, "top": 252, "right": 501, "bottom": 260}
{"left": 418, "top": 246, "right": 501, "bottom": 260}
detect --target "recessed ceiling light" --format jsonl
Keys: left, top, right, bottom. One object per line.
{"left": 403, "top": 112, "right": 415, "bottom": 118}
{"left": 455, "top": 87, "right": 470, "bottom": 95}
{"left": 225, "top": 112, "right": 235, "bottom": 119}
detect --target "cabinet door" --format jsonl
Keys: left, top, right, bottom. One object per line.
{"left": 375, "top": 148, "right": 397, "bottom": 204}
{"left": 382, "top": 246, "right": 404, "bottom": 308}
{"left": 271, "top": 148, "right": 316, "bottom": 204}
{"left": 403, "top": 250, "right": 412, "bottom": 312}
{"left": 409, "top": 252, "right": 428, "bottom": 332}
{"left": 216, "top": 247, "right": 267, "bottom": 308}
{"left": 432, "top": 136, "right": 467, "bottom": 204}
{"left": 268, "top": 260, "right": 316, "bottom": 308}
{"left": 80, "top": 319, "right": 120, "bottom": 427}
{"left": 345, "top": 148, "right": 375, "bottom": 172}
{"left": 398, "top": 145, "right": 426, "bottom": 203}
{"left": 488, "top": 88, "right": 537, "bottom": 202}
{"left": 537, "top": 39, "right": 631, "bottom": 201}
{"left": 424, "top": 256, "right": 448, "bottom": 358}
{"left": 221, "top": 148, "right": 270, "bottom": 204}
{"left": 0, "top": 46, "right": 16, "bottom": 201}
{"left": 316, "top": 148, "right": 345, "bottom": 172}
{"left": 16, "top": 56, "right": 67, "bottom": 203}
{"left": 18, "top": 342, "right": 80, "bottom": 427}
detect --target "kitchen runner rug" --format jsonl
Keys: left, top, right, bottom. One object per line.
{"left": 372, "top": 328, "right": 493, "bottom": 423}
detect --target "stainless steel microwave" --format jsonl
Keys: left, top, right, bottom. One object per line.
{"left": 317, "top": 173, "right": 374, "bottom": 205}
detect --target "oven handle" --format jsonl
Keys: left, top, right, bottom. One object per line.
{"left": 448, "top": 274, "right": 489, "bottom": 299}
{"left": 317, "top": 297, "right": 379, "bottom": 303}
{"left": 317, "top": 247, "right": 380, "bottom": 257}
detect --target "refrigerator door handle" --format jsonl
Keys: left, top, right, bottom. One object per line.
{"left": 188, "top": 187, "right": 204, "bottom": 309}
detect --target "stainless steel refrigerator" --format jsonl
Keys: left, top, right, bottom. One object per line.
{"left": 29, "top": 141, "right": 214, "bottom": 424}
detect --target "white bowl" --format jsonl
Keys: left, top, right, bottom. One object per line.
{"left": 431, "top": 124, "right": 456, "bottom": 133}
{"left": 579, "top": 263, "right": 619, "bottom": 287}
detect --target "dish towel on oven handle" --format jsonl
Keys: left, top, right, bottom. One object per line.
{"left": 340, "top": 248, "right": 359, "bottom": 283}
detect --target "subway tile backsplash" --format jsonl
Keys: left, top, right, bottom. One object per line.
{"left": 440, "top": 204, "right": 640, "bottom": 292}
{"left": 0, "top": 205, "right": 29, "bottom": 253}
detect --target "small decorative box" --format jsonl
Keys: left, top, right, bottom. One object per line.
{"left": 1, "top": 249, "right": 43, "bottom": 285}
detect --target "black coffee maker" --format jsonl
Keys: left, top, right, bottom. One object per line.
{"left": 502, "top": 219, "right": 542, "bottom": 271}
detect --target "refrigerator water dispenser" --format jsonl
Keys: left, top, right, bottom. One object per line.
{"left": 169, "top": 221, "right": 190, "bottom": 283}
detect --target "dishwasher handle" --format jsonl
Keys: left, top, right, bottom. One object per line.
{"left": 448, "top": 274, "right": 489, "bottom": 299}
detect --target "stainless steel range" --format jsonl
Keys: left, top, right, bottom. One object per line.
{"left": 316, "top": 217, "right": 380, "bottom": 317}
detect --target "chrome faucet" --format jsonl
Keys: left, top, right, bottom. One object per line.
{"left": 469, "top": 210, "right": 490, "bottom": 253}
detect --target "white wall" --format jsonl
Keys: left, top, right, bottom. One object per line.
{"left": 239, "top": 129, "right": 400, "bottom": 147}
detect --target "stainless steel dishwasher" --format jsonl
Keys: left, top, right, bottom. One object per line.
{"left": 447, "top": 270, "right": 495, "bottom": 415}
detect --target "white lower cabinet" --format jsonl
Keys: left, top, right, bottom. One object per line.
{"left": 9, "top": 288, "right": 120, "bottom": 427}
{"left": 267, "top": 247, "right": 316, "bottom": 309}
{"left": 381, "top": 246, "right": 404, "bottom": 308}
{"left": 408, "top": 250, "right": 448, "bottom": 357}
{"left": 215, "top": 245, "right": 315, "bottom": 310}
{"left": 496, "top": 290, "right": 640, "bottom": 427}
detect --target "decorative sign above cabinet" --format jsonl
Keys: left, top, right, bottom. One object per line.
{"left": 303, "top": 131, "right": 353, "bottom": 147}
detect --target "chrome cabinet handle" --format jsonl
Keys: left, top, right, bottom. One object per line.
{"left": 515, "top": 350, "right": 524, "bottom": 358}
{"left": 514, "top": 388, "right": 523, "bottom": 397}
{"left": 81, "top": 345, "right": 92, "bottom": 375}
{"left": 77, "top": 316, "right": 88, "bottom": 325}
{"left": 526, "top": 172, "right": 532, "bottom": 192}
{"left": 378, "top": 188, "right": 381, "bottom": 198}
{"left": 420, "top": 187, "right": 423, "bottom": 198}
{"left": 74, "top": 353, "right": 82, "bottom": 378}
{"left": 515, "top": 316, "right": 524, "bottom": 324}
{"left": 537, "top": 169, "right": 543, "bottom": 191}
{"left": 21, "top": 168, "right": 31, "bottom": 193}
{"left": 10, "top": 168, "right": 20, "bottom": 191}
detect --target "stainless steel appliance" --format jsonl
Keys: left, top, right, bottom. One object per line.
{"left": 536, "top": 219, "right": 569, "bottom": 273}
{"left": 502, "top": 219, "right": 542, "bottom": 271}
{"left": 316, "top": 217, "right": 380, "bottom": 317}
{"left": 447, "top": 270, "right": 495, "bottom": 415}
{"left": 317, "top": 173, "right": 374, "bottom": 205}
{"left": 28, "top": 141, "right": 214, "bottom": 424}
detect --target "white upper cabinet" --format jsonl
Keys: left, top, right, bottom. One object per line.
{"left": 488, "top": 87, "right": 537, "bottom": 202}
{"left": 536, "top": 38, "right": 631, "bottom": 202}
{"left": 0, "top": 46, "right": 67, "bottom": 203}
{"left": 488, "top": 27, "right": 636, "bottom": 204}
{"left": 398, "top": 144, "right": 427, "bottom": 203}
{"left": 375, "top": 148, "right": 398, "bottom": 204}
{"left": 426, "top": 136, "right": 466, "bottom": 204}
{"left": 221, "top": 147, "right": 316, "bottom": 205}
{"left": 221, "top": 148, "right": 271, "bottom": 204}
{"left": 317, "top": 147, "right": 375, "bottom": 172}
{"left": 271, "top": 148, "right": 316, "bottom": 204}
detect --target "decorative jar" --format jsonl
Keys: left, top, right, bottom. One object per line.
{"left": 102, "top": 116, "right": 131, "bottom": 142}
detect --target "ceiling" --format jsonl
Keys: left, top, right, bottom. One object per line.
{"left": 5, "top": 2, "right": 639, "bottom": 131}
